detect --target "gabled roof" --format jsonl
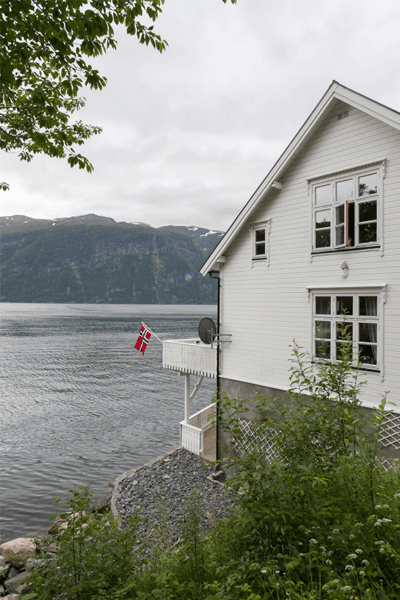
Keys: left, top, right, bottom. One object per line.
{"left": 200, "top": 81, "right": 400, "bottom": 275}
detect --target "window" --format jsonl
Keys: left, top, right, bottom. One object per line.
{"left": 250, "top": 220, "right": 270, "bottom": 263}
{"left": 312, "top": 290, "right": 381, "bottom": 371}
{"left": 311, "top": 164, "right": 383, "bottom": 253}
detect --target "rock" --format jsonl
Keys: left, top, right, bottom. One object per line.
{"left": 0, "top": 539, "right": 36, "bottom": 567}
{"left": 4, "top": 571, "right": 30, "bottom": 594}
{"left": 7, "top": 566, "right": 19, "bottom": 580}
{"left": 0, "top": 561, "right": 11, "bottom": 580}
{"left": 91, "top": 489, "right": 112, "bottom": 514}
{"left": 25, "top": 558, "right": 48, "bottom": 570}
{"left": 3, "top": 595, "right": 20, "bottom": 599}
{"left": 0, "top": 584, "right": 4, "bottom": 594}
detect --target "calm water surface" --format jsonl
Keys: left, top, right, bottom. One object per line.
{"left": 0, "top": 303, "right": 217, "bottom": 543}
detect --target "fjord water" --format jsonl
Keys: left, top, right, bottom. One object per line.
{"left": 0, "top": 303, "right": 217, "bottom": 543}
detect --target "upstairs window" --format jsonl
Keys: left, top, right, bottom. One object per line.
{"left": 311, "top": 164, "right": 383, "bottom": 253}
{"left": 312, "top": 291, "right": 381, "bottom": 371}
{"left": 250, "top": 220, "right": 270, "bottom": 263}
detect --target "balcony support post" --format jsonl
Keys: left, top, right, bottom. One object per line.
{"left": 181, "top": 373, "right": 205, "bottom": 424}
{"left": 184, "top": 373, "right": 190, "bottom": 424}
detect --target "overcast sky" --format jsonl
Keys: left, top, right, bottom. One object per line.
{"left": 1, "top": 0, "right": 400, "bottom": 231}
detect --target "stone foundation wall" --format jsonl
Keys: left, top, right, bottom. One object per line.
{"left": 218, "top": 377, "right": 400, "bottom": 462}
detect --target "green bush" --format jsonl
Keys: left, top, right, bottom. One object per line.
{"left": 27, "top": 335, "right": 400, "bottom": 599}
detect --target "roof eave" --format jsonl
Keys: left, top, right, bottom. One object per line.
{"left": 200, "top": 82, "right": 400, "bottom": 276}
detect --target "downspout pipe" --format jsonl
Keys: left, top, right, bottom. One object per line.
{"left": 209, "top": 270, "right": 220, "bottom": 461}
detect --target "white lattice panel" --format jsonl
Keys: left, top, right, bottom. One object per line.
{"left": 379, "top": 412, "right": 400, "bottom": 450}
{"left": 233, "top": 419, "right": 278, "bottom": 463}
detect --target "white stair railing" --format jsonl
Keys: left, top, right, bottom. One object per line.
{"left": 180, "top": 403, "right": 216, "bottom": 455}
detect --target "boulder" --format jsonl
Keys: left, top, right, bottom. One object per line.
{"left": 4, "top": 570, "right": 30, "bottom": 594}
{"left": 0, "top": 560, "right": 11, "bottom": 580}
{"left": 0, "top": 539, "right": 36, "bottom": 567}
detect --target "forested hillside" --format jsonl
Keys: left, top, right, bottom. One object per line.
{"left": 0, "top": 215, "right": 223, "bottom": 304}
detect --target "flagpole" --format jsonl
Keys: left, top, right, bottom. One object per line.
{"left": 142, "top": 321, "right": 163, "bottom": 344}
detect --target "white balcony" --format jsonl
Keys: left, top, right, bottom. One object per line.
{"left": 180, "top": 403, "right": 216, "bottom": 460}
{"left": 163, "top": 338, "right": 217, "bottom": 377}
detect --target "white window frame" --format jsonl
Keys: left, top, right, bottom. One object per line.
{"left": 308, "top": 161, "right": 385, "bottom": 255}
{"left": 249, "top": 219, "right": 270, "bottom": 265}
{"left": 307, "top": 285, "right": 386, "bottom": 375}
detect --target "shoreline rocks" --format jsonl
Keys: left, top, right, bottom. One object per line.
{"left": 113, "top": 447, "right": 235, "bottom": 551}
{"left": 1, "top": 448, "right": 233, "bottom": 598}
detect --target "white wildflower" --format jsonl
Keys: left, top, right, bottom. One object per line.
{"left": 326, "top": 559, "right": 332, "bottom": 565}
{"left": 394, "top": 493, "right": 400, "bottom": 498}
{"left": 355, "top": 549, "right": 363, "bottom": 554}
{"left": 375, "top": 505, "right": 382, "bottom": 509}
{"left": 382, "top": 518, "right": 392, "bottom": 523}
{"left": 345, "top": 565, "right": 355, "bottom": 571}
{"left": 349, "top": 534, "right": 356, "bottom": 540}
{"left": 332, "top": 529, "right": 340, "bottom": 534}
{"left": 359, "top": 571, "right": 365, "bottom": 576}
{"left": 380, "top": 548, "right": 385, "bottom": 554}
{"left": 374, "top": 520, "right": 382, "bottom": 526}
{"left": 261, "top": 569, "right": 267, "bottom": 574}
{"left": 347, "top": 553, "right": 357, "bottom": 559}
{"left": 341, "top": 586, "right": 351, "bottom": 591}
{"left": 298, "top": 542, "right": 303, "bottom": 546}
{"left": 309, "top": 539, "right": 318, "bottom": 544}
{"left": 362, "top": 559, "right": 369, "bottom": 565}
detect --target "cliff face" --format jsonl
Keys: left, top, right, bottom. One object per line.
{"left": 0, "top": 215, "right": 224, "bottom": 304}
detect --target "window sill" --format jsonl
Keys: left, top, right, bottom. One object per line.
{"left": 252, "top": 257, "right": 268, "bottom": 262}
{"left": 311, "top": 360, "right": 380, "bottom": 374}
{"left": 312, "top": 245, "right": 380, "bottom": 256}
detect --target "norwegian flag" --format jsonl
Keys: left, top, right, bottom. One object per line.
{"left": 134, "top": 324, "right": 152, "bottom": 355}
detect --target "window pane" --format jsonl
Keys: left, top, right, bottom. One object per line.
{"left": 316, "top": 296, "right": 331, "bottom": 315}
{"left": 358, "top": 173, "right": 378, "bottom": 196}
{"left": 255, "top": 242, "right": 266, "bottom": 256}
{"left": 359, "top": 296, "right": 377, "bottom": 316}
{"left": 316, "top": 340, "right": 331, "bottom": 359}
{"left": 359, "top": 344, "right": 377, "bottom": 365}
{"left": 336, "top": 341, "right": 353, "bottom": 361}
{"left": 255, "top": 229, "right": 265, "bottom": 242}
{"left": 359, "top": 222, "right": 377, "bottom": 244}
{"left": 359, "top": 322, "right": 377, "bottom": 343}
{"left": 316, "top": 230, "right": 331, "bottom": 248}
{"left": 335, "top": 204, "right": 345, "bottom": 225}
{"left": 315, "top": 321, "right": 331, "bottom": 339}
{"left": 315, "top": 184, "right": 331, "bottom": 205}
{"left": 336, "top": 321, "right": 353, "bottom": 341}
{"left": 335, "top": 225, "right": 345, "bottom": 246}
{"left": 336, "top": 296, "right": 353, "bottom": 315}
{"left": 359, "top": 200, "right": 377, "bottom": 222}
{"left": 336, "top": 179, "right": 353, "bottom": 202}
{"left": 315, "top": 209, "right": 331, "bottom": 229}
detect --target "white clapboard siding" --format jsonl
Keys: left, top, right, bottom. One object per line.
{"left": 219, "top": 100, "right": 400, "bottom": 412}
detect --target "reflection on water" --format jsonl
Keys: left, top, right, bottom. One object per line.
{"left": 0, "top": 303, "right": 217, "bottom": 542}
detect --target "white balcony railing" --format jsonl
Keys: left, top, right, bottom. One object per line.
{"left": 180, "top": 403, "right": 216, "bottom": 455}
{"left": 163, "top": 338, "right": 217, "bottom": 377}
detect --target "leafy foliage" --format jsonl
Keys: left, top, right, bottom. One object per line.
{"left": 28, "top": 335, "right": 400, "bottom": 599}
{"left": 0, "top": 0, "right": 168, "bottom": 177}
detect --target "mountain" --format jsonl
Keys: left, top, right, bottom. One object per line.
{"left": 0, "top": 215, "right": 224, "bottom": 304}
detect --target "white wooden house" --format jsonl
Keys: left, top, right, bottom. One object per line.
{"left": 164, "top": 81, "right": 400, "bottom": 460}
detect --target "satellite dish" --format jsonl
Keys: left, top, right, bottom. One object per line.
{"left": 198, "top": 317, "right": 216, "bottom": 345}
